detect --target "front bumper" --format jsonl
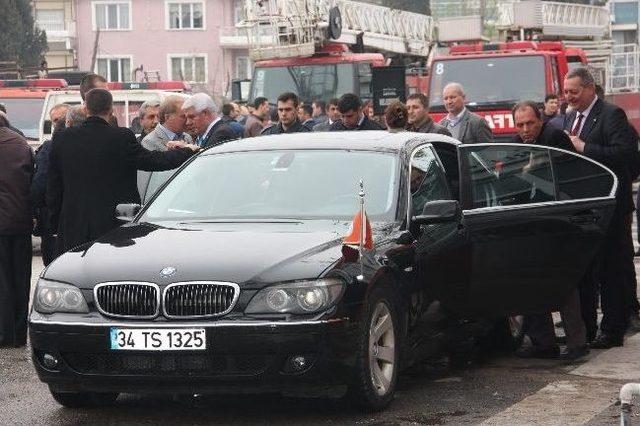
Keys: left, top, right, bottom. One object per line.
{"left": 29, "top": 312, "right": 358, "bottom": 395}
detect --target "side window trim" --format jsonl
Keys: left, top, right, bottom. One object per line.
{"left": 457, "top": 143, "right": 618, "bottom": 214}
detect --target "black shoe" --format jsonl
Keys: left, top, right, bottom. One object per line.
{"left": 559, "top": 345, "right": 589, "bottom": 362}
{"left": 627, "top": 314, "right": 640, "bottom": 333}
{"left": 515, "top": 345, "right": 560, "bottom": 359}
{"left": 590, "top": 334, "right": 623, "bottom": 349}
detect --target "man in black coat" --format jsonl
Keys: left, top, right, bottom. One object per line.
{"left": 0, "top": 112, "right": 34, "bottom": 347}
{"left": 47, "top": 89, "right": 198, "bottom": 255}
{"left": 406, "top": 93, "right": 451, "bottom": 136}
{"left": 31, "top": 104, "right": 70, "bottom": 266}
{"left": 184, "top": 93, "right": 236, "bottom": 149}
{"left": 509, "top": 101, "right": 589, "bottom": 361}
{"left": 563, "top": 67, "right": 638, "bottom": 348}
{"left": 511, "top": 100, "right": 573, "bottom": 150}
{"left": 261, "top": 92, "right": 311, "bottom": 135}
{"left": 330, "top": 93, "right": 385, "bottom": 131}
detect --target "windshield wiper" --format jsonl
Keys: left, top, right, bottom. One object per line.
{"left": 179, "top": 219, "right": 303, "bottom": 224}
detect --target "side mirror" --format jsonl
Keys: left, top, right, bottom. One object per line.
{"left": 115, "top": 203, "right": 141, "bottom": 222}
{"left": 43, "top": 120, "right": 52, "bottom": 135}
{"left": 412, "top": 200, "right": 461, "bottom": 225}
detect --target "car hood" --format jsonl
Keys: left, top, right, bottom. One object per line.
{"left": 43, "top": 221, "right": 361, "bottom": 289}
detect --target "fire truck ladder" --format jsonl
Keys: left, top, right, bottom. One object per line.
{"left": 496, "top": 1, "right": 612, "bottom": 80}
{"left": 237, "top": 0, "right": 435, "bottom": 61}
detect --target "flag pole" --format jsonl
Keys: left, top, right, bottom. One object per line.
{"left": 357, "top": 179, "right": 365, "bottom": 281}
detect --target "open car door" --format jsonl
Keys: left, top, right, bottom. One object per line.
{"left": 449, "top": 143, "right": 617, "bottom": 317}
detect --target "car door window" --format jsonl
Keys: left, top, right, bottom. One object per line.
{"left": 550, "top": 150, "right": 615, "bottom": 200}
{"left": 410, "top": 146, "right": 451, "bottom": 217}
{"left": 464, "top": 145, "right": 555, "bottom": 209}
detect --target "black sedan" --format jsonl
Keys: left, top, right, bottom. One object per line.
{"left": 29, "top": 131, "right": 617, "bottom": 410}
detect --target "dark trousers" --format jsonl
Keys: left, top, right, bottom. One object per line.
{"left": 624, "top": 213, "right": 639, "bottom": 316}
{"left": 40, "top": 234, "right": 57, "bottom": 266}
{"left": 579, "top": 262, "right": 599, "bottom": 342}
{"left": 524, "top": 288, "right": 586, "bottom": 350}
{"left": 597, "top": 212, "right": 628, "bottom": 336}
{"left": 0, "top": 234, "right": 32, "bottom": 347}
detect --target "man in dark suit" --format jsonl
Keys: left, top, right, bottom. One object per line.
{"left": 563, "top": 67, "right": 637, "bottom": 348}
{"left": 47, "top": 89, "right": 198, "bottom": 255}
{"left": 406, "top": 93, "right": 451, "bottom": 136}
{"left": 313, "top": 98, "right": 340, "bottom": 132}
{"left": 511, "top": 100, "right": 573, "bottom": 150}
{"left": 510, "top": 101, "right": 588, "bottom": 361}
{"left": 330, "top": 93, "right": 385, "bottom": 131}
{"left": 183, "top": 93, "right": 236, "bottom": 149}
{"left": 135, "top": 100, "right": 160, "bottom": 143}
{"left": 439, "top": 82, "right": 493, "bottom": 144}
{"left": 262, "top": 92, "right": 312, "bottom": 135}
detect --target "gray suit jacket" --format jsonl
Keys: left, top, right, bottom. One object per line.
{"left": 439, "top": 109, "right": 493, "bottom": 144}
{"left": 141, "top": 125, "right": 193, "bottom": 152}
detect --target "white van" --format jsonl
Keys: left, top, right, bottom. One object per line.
{"left": 39, "top": 82, "right": 191, "bottom": 142}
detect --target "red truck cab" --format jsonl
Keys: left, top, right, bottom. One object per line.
{"left": 249, "top": 44, "right": 428, "bottom": 104}
{"left": 428, "top": 41, "right": 586, "bottom": 141}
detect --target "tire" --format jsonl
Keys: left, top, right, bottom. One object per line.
{"left": 50, "top": 389, "right": 119, "bottom": 408}
{"left": 348, "top": 285, "right": 400, "bottom": 411}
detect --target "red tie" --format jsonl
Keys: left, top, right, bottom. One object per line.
{"left": 570, "top": 113, "right": 584, "bottom": 136}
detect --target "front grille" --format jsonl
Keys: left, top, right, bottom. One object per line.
{"left": 163, "top": 282, "right": 239, "bottom": 318}
{"left": 62, "top": 352, "right": 268, "bottom": 377}
{"left": 94, "top": 282, "right": 159, "bottom": 318}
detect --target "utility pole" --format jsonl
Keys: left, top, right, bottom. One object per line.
{"left": 90, "top": 27, "right": 100, "bottom": 72}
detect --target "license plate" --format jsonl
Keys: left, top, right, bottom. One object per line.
{"left": 110, "top": 328, "right": 206, "bottom": 351}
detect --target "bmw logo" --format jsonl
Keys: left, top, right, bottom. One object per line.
{"left": 160, "top": 266, "right": 176, "bottom": 277}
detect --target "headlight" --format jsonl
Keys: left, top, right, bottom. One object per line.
{"left": 34, "top": 279, "right": 89, "bottom": 314}
{"left": 245, "top": 278, "right": 345, "bottom": 315}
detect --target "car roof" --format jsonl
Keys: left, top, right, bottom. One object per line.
{"left": 202, "top": 131, "right": 460, "bottom": 156}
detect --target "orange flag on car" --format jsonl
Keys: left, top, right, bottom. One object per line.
{"left": 343, "top": 208, "right": 374, "bottom": 250}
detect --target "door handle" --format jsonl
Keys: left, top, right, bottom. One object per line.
{"left": 569, "top": 209, "right": 601, "bottom": 224}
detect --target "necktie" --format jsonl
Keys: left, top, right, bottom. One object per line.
{"left": 172, "top": 133, "right": 183, "bottom": 141}
{"left": 570, "top": 113, "right": 584, "bottom": 137}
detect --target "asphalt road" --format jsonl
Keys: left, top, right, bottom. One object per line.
{"left": 1, "top": 255, "right": 639, "bottom": 425}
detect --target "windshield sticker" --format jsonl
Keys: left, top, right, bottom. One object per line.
{"left": 435, "top": 63, "right": 444, "bottom": 75}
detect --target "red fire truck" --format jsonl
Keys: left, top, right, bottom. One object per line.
{"left": 427, "top": 41, "right": 589, "bottom": 142}
{"left": 236, "top": 0, "right": 434, "bottom": 104}
{"left": 0, "top": 79, "right": 68, "bottom": 143}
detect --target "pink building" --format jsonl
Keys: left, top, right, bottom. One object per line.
{"left": 75, "top": 0, "right": 252, "bottom": 96}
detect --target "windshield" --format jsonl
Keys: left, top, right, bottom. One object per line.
{"left": 429, "top": 56, "right": 546, "bottom": 109}
{"left": 0, "top": 98, "right": 44, "bottom": 139}
{"left": 141, "top": 150, "right": 399, "bottom": 223}
{"left": 251, "top": 64, "right": 356, "bottom": 103}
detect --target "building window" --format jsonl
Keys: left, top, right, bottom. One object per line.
{"left": 167, "top": 2, "right": 204, "bottom": 29}
{"left": 36, "top": 10, "right": 65, "bottom": 32}
{"left": 169, "top": 55, "right": 207, "bottom": 82}
{"left": 234, "top": 0, "right": 244, "bottom": 24}
{"left": 93, "top": 2, "right": 131, "bottom": 30}
{"left": 96, "top": 57, "right": 132, "bottom": 82}
{"left": 235, "top": 56, "right": 251, "bottom": 80}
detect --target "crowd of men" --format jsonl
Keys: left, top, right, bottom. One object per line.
{"left": 0, "top": 67, "right": 638, "bottom": 369}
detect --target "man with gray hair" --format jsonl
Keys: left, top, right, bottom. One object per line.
{"left": 183, "top": 93, "right": 236, "bottom": 149}
{"left": 142, "top": 95, "right": 194, "bottom": 152}
{"left": 65, "top": 105, "right": 87, "bottom": 128}
{"left": 136, "top": 100, "right": 160, "bottom": 143}
{"left": 439, "top": 82, "right": 492, "bottom": 144}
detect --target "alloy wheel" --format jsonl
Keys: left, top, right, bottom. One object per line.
{"left": 368, "top": 301, "right": 396, "bottom": 396}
